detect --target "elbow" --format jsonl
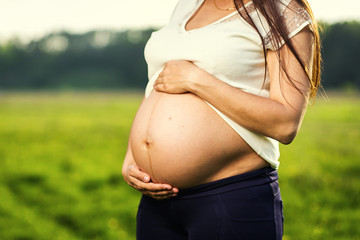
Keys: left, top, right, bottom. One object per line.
{"left": 276, "top": 123, "right": 299, "bottom": 145}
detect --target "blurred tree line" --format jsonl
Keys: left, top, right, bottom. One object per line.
{"left": 0, "top": 21, "right": 359, "bottom": 91}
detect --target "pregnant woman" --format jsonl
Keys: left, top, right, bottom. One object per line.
{"left": 122, "top": 0, "right": 321, "bottom": 239}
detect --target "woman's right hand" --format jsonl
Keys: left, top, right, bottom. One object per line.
{"left": 122, "top": 160, "right": 179, "bottom": 200}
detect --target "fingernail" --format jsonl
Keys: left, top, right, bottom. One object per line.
{"left": 172, "top": 188, "right": 179, "bottom": 193}
{"left": 144, "top": 176, "right": 150, "bottom": 181}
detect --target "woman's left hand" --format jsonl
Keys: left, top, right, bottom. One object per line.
{"left": 154, "top": 60, "right": 204, "bottom": 94}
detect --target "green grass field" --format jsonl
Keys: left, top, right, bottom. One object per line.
{"left": 0, "top": 91, "right": 359, "bottom": 240}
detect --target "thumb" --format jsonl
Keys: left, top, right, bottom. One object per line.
{"left": 142, "top": 174, "right": 150, "bottom": 182}
{"left": 133, "top": 165, "right": 151, "bottom": 182}
{"left": 154, "top": 83, "right": 165, "bottom": 92}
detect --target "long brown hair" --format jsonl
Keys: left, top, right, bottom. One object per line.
{"left": 233, "top": 0, "right": 322, "bottom": 101}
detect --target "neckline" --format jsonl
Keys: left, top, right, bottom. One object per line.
{"left": 182, "top": 0, "right": 253, "bottom": 33}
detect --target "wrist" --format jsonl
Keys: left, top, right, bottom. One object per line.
{"left": 189, "top": 69, "right": 217, "bottom": 96}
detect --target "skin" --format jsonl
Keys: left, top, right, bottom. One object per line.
{"left": 122, "top": 0, "right": 314, "bottom": 200}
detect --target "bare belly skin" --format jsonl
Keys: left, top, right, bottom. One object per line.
{"left": 130, "top": 90, "right": 269, "bottom": 189}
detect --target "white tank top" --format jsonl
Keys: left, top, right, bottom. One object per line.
{"left": 143, "top": 0, "right": 313, "bottom": 169}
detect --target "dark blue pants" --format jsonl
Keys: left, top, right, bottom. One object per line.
{"left": 136, "top": 167, "right": 284, "bottom": 240}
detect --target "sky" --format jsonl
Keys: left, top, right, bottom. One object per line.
{"left": 0, "top": 0, "right": 359, "bottom": 44}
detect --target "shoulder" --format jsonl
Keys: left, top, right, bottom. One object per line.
{"left": 250, "top": 0, "right": 314, "bottom": 50}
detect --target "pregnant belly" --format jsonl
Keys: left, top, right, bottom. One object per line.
{"left": 130, "top": 90, "right": 266, "bottom": 188}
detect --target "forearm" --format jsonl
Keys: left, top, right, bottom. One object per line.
{"left": 189, "top": 73, "right": 303, "bottom": 144}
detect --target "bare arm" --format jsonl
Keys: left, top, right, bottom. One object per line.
{"left": 154, "top": 27, "right": 314, "bottom": 144}
{"left": 122, "top": 96, "right": 179, "bottom": 199}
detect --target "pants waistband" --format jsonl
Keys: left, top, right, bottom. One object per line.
{"left": 175, "top": 167, "right": 278, "bottom": 199}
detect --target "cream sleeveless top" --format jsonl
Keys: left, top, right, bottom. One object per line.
{"left": 143, "top": 0, "right": 313, "bottom": 169}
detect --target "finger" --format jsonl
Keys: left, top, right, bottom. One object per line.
{"left": 140, "top": 182, "right": 174, "bottom": 193}
{"left": 142, "top": 190, "right": 177, "bottom": 197}
{"left": 142, "top": 189, "right": 179, "bottom": 198}
{"left": 147, "top": 193, "right": 178, "bottom": 201}
{"left": 141, "top": 187, "right": 179, "bottom": 198}
{"left": 154, "top": 83, "right": 166, "bottom": 92}
{"left": 129, "top": 176, "right": 173, "bottom": 192}
{"left": 129, "top": 165, "right": 151, "bottom": 182}
{"left": 149, "top": 188, "right": 178, "bottom": 195}
{"left": 156, "top": 192, "right": 179, "bottom": 199}
{"left": 154, "top": 76, "right": 162, "bottom": 84}
{"left": 128, "top": 173, "right": 174, "bottom": 192}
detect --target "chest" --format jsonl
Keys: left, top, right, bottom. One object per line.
{"left": 144, "top": 0, "right": 269, "bottom": 84}
{"left": 144, "top": 21, "right": 264, "bottom": 76}
{"left": 184, "top": 0, "right": 238, "bottom": 32}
